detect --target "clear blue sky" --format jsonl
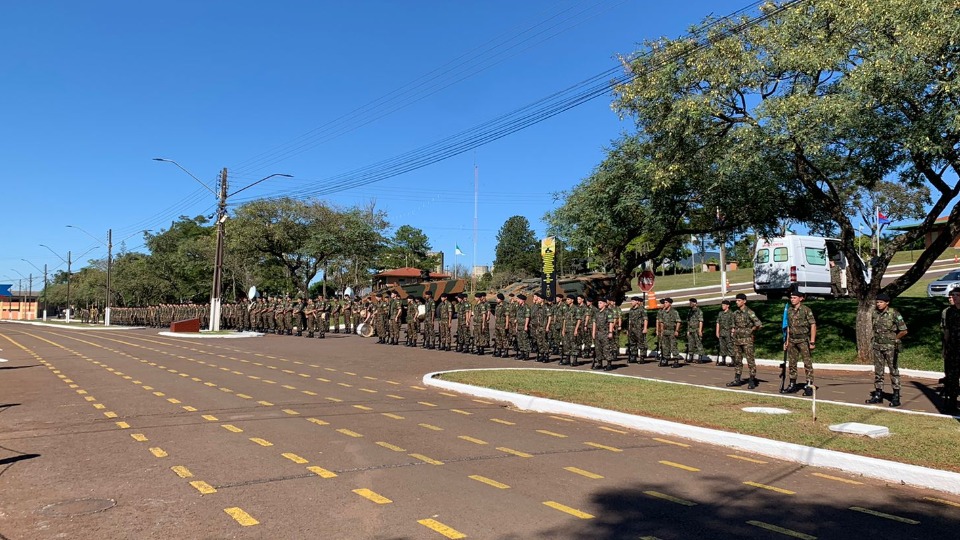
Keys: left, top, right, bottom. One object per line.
{"left": 2, "top": 0, "right": 751, "bottom": 288}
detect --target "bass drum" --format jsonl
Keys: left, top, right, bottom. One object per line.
{"left": 356, "top": 322, "right": 374, "bottom": 338}
{"left": 416, "top": 304, "right": 427, "bottom": 321}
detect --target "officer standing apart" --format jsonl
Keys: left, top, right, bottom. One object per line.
{"left": 727, "top": 293, "right": 763, "bottom": 389}
{"left": 783, "top": 290, "right": 816, "bottom": 395}
{"left": 686, "top": 298, "right": 706, "bottom": 363}
{"left": 715, "top": 300, "right": 734, "bottom": 366}
{"left": 941, "top": 289, "right": 960, "bottom": 414}
{"left": 866, "top": 293, "right": 908, "bottom": 407}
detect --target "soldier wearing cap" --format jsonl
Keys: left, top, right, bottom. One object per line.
{"left": 493, "top": 293, "right": 509, "bottom": 357}
{"left": 471, "top": 292, "right": 489, "bottom": 354}
{"left": 784, "top": 289, "right": 817, "bottom": 395}
{"left": 388, "top": 291, "right": 402, "bottom": 345}
{"left": 515, "top": 294, "right": 532, "bottom": 360}
{"left": 561, "top": 295, "right": 579, "bottom": 366}
{"left": 866, "top": 292, "right": 908, "bottom": 407}
{"left": 626, "top": 296, "right": 648, "bottom": 363}
{"left": 941, "top": 289, "right": 960, "bottom": 414}
{"left": 532, "top": 293, "right": 550, "bottom": 362}
{"left": 715, "top": 300, "right": 734, "bottom": 366}
{"left": 726, "top": 293, "right": 763, "bottom": 389}
{"left": 437, "top": 293, "right": 454, "bottom": 351}
{"left": 592, "top": 297, "right": 616, "bottom": 370}
{"left": 656, "top": 297, "right": 681, "bottom": 367}
{"left": 422, "top": 291, "right": 436, "bottom": 349}
{"left": 456, "top": 293, "right": 470, "bottom": 352}
{"left": 686, "top": 298, "right": 707, "bottom": 363}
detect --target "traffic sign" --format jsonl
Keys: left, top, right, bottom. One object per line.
{"left": 0, "top": 284, "right": 11, "bottom": 297}
{"left": 638, "top": 271, "right": 655, "bottom": 292}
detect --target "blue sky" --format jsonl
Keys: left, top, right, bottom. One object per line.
{"left": 2, "top": 0, "right": 751, "bottom": 286}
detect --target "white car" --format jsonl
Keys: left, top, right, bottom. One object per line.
{"left": 927, "top": 270, "right": 960, "bottom": 297}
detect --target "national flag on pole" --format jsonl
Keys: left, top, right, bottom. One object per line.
{"left": 455, "top": 244, "right": 464, "bottom": 256}
{"left": 877, "top": 210, "right": 891, "bottom": 225}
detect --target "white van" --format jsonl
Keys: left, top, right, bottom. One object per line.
{"left": 753, "top": 235, "right": 860, "bottom": 299}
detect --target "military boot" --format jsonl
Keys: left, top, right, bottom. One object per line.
{"left": 803, "top": 384, "right": 814, "bottom": 397}
{"left": 865, "top": 390, "right": 883, "bottom": 404}
{"left": 781, "top": 379, "right": 799, "bottom": 394}
{"left": 747, "top": 377, "right": 758, "bottom": 390}
{"left": 671, "top": 357, "right": 681, "bottom": 368}
{"left": 726, "top": 375, "right": 742, "bottom": 387}
{"left": 888, "top": 390, "right": 901, "bottom": 408}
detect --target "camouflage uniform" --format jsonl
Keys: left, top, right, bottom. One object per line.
{"left": 388, "top": 295, "right": 401, "bottom": 345}
{"left": 685, "top": 303, "right": 704, "bottom": 362}
{"left": 471, "top": 296, "right": 489, "bottom": 353}
{"left": 515, "top": 299, "right": 532, "bottom": 359}
{"left": 593, "top": 303, "right": 615, "bottom": 370}
{"left": 786, "top": 302, "right": 816, "bottom": 387}
{"left": 455, "top": 296, "right": 470, "bottom": 352}
{"left": 731, "top": 302, "right": 762, "bottom": 384}
{"left": 871, "top": 303, "right": 907, "bottom": 396}
{"left": 406, "top": 298, "right": 420, "bottom": 346}
{"left": 532, "top": 298, "right": 549, "bottom": 361}
{"left": 493, "top": 299, "right": 509, "bottom": 357}
{"left": 626, "top": 301, "right": 647, "bottom": 363}
{"left": 716, "top": 306, "right": 734, "bottom": 365}
{"left": 437, "top": 296, "right": 453, "bottom": 350}
{"left": 561, "top": 299, "right": 578, "bottom": 365}
{"left": 657, "top": 304, "right": 681, "bottom": 362}
{"left": 422, "top": 294, "right": 436, "bottom": 349}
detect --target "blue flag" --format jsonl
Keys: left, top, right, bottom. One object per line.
{"left": 782, "top": 302, "right": 789, "bottom": 343}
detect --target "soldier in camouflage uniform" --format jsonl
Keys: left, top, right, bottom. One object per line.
{"left": 406, "top": 297, "right": 421, "bottom": 347}
{"left": 342, "top": 297, "right": 353, "bottom": 335}
{"left": 532, "top": 293, "right": 550, "bottom": 362}
{"left": 437, "top": 293, "right": 454, "bottom": 351}
{"left": 388, "top": 291, "right": 402, "bottom": 345}
{"left": 686, "top": 298, "right": 707, "bottom": 363}
{"left": 455, "top": 294, "right": 469, "bottom": 352}
{"left": 304, "top": 299, "right": 317, "bottom": 337}
{"left": 626, "top": 296, "right": 648, "bottom": 363}
{"left": 550, "top": 294, "right": 563, "bottom": 355}
{"left": 656, "top": 298, "right": 681, "bottom": 367}
{"left": 560, "top": 295, "right": 578, "bottom": 366}
{"left": 422, "top": 291, "right": 436, "bottom": 349}
{"left": 726, "top": 293, "right": 763, "bottom": 389}
{"left": 866, "top": 293, "right": 908, "bottom": 407}
{"left": 592, "top": 298, "right": 615, "bottom": 370}
{"left": 941, "top": 289, "right": 960, "bottom": 414}
{"left": 471, "top": 292, "right": 489, "bottom": 354}
{"left": 783, "top": 289, "right": 817, "bottom": 395}
{"left": 292, "top": 297, "right": 306, "bottom": 336}
{"left": 715, "top": 300, "right": 734, "bottom": 366}
{"left": 493, "top": 293, "right": 509, "bottom": 357}
{"left": 515, "top": 294, "right": 532, "bottom": 360}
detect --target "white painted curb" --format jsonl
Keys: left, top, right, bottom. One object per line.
{"left": 424, "top": 368, "right": 960, "bottom": 496}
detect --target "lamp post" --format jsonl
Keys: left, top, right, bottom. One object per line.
{"left": 67, "top": 225, "right": 113, "bottom": 325}
{"left": 40, "top": 245, "right": 71, "bottom": 321}
{"left": 21, "top": 259, "right": 46, "bottom": 319}
{"left": 153, "top": 158, "right": 291, "bottom": 331}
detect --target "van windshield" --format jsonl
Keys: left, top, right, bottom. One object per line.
{"left": 805, "top": 247, "right": 827, "bottom": 266}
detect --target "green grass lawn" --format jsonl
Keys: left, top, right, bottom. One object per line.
{"left": 438, "top": 369, "right": 960, "bottom": 472}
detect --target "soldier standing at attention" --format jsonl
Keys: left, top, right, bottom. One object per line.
{"left": 388, "top": 291, "right": 402, "bottom": 345}
{"left": 783, "top": 290, "right": 817, "bottom": 395}
{"left": 437, "top": 293, "right": 454, "bottom": 351}
{"left": 455, "top": 294, "right": 469, "bottom": 352}
{"left": 656, "top": 298, "right": 681, "bottom": 367}
{"left": 941, "top": 289, "right": 960, "bottom": 414}
{"left": 472, "top": 292, "right": 489, "bottom": 355}
{"left": 532, "top": 293, "right": 550, "bottom": 362}
{"left": 422, "top": 291, "right": 436, "bottom": 349}
{"left": 560, "top": 295, "right": 578, "bottom": 366}
{"left": 726, "top": 293, "right": 763, "bottom": 389}
{"left": 493, "top": 293, "right": 509, "bottom": 357}
{"left": 686, "top": 298, "right": 706, "bottom": 363}
{"left": 715, "top": 300, "right": 734, "bottom": 366}
{"left": 592, "top": 298, "right": 615, "bottom": 370}
{"left": 515, "top": 294, "right": 532, "bottom": 360}
{"left": 866, "top": 293, "right": 908, "bottom": 407}
{"left": 626, "top": 296, "right": 648, "bottom": 363}
{"left": 342, "top": 296, "right": 353, "bottom": 335}
{"left": 293, "top": 297, "right": 306, "bottom": 337}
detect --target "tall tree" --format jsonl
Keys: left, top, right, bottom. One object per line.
{"left": 493, "top": 216, "right": 541, "bottom": 276}
{"left": 377, "top": 225, "right": 437, "bottom": 270}
{"left": 611, "top": 0, "right": 960, "bottom": 359}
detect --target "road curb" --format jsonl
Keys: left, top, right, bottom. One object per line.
{"left": 423, "top": 368, "right": 960, "bottom": 496}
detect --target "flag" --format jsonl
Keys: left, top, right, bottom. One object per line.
{"left": 455, "top": 244, "right": 464, "bottom": 256}
{"left": 782, "top": 302, "right": 790, "bottom": 343}
{"left": 877, "top": 210, "right": 891, "bottom": 225}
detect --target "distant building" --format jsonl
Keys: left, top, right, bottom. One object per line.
{"left": 427, "top": 251, "right": 445, "bottom": 274}
{"left": 472, "top": 265, "right": 490, "bottom": 277}
{"left": 0, "top": 289, "right": 40, "bottom": 320}
{"left": 888, "top": 215, "right": 960, "bottom": 249}
{"left": 373, "top": 267, "right": 452, "bottom": 289}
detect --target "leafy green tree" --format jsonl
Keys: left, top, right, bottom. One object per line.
{"left": 611, "top": 0, "right": 960, "bottom": 358}
{"left": 144, "top": 216, "right": 215, "bottom": 303}
{"left": 493, "top": 216, "right": 541, "bottom": 276}
{"left": 376, "top": 225, "right": 437, "bottom": 271}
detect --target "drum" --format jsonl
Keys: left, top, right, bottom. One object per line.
{"left": 356, "top": 322, "right": 374, "bottom": 338}
{"left": 416, "top": 304, "right": 427, "bottom": 321}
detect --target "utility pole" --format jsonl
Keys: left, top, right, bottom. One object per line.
{"left": 66, "top": 250, "right": 72, "bottom": 322}
{"left": 211, "top": 168, "right": 228, "bottom": 332}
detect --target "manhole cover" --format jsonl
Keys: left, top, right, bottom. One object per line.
{"left": 742, "top": 406, "right": 792, "bottom": 415}
{"left": 40, "top": 498, "right": 116, "bottom": 516}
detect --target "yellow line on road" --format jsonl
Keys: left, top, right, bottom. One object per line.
{"left": 653, "top": 437, "right": 689, "bottom": 448}
{"left": 381, "top": 413, "right": 405, "bottom": 420}
{"left": 302, "top": 390, "right": 318, "bottom": 396}
{"left": 469, "top": 475, "right": 510, "bottom": 489}
{"left": 363, "top": 376, "right": 377, "bottom": 380}
{"left": 410, "top": 385, "right": 426, "bottom": 390}
{"left": 131, "top": 434, "right": 148, "bottom": 442}
{"left": 564, "top": 467, "right": 604, "bottom": 479}
{"left": 152, "top": 391, "right": 165, "bottom": 397}
{"left": 353, "top": 405, "right": 373, "bottom": 411}
{"left": 923, "top": 496, "right": 960, "bottom": 508}
{"left": 336, "top": 428, "right": 363, "bottom": 438}
{"left": 658, "top": 461, "right": 699, "bottom": 472}
{"left": 249, "top": 438, "right": 273, "bottom": 447}
{"left": 360, "top": 388, "right": 377, "bottom": 393}
{"left": 167, "top": 398, "right": 181, "bottom": 404}
{"left": 849, "top": 506, "right": 919, "bottom": 524}
{"left": 387, "top": 394, "right": 404, "bottom": 399}
{"left": 536, "top": 430, "right": 567, "bottom": 438}
{"left": 221, "top": 425, "right": 243, "bottom": 433}
{"left": 282, "top": 409, "right": 300, "bottom": 415}
{"left": 599, "top": 426, "right": 627, "bottom": 434}
{"left": 220, "top": 388, "right": 234, "bottom": 393}
{"left": 115, "top": 422, "right": 130, "bottom": 429}
{"left": 376, "top": 441, "right": 406, "bottom": 452}
{"left": 409, "top": 453, "right": 444, "bottom": 465}
{"left": 263, "top": 380, "right": 276, "bottom": 384}
{"left": 282, "top": 369, "right": 295, "bottom": 374}
{"left": 236, "top": 394, "right": 252, "bottom": 399}
{"left": 202, "top": 415, "right": 219, "bottom": 421}
{"left": 149, "top": 447, "right": 168, "bottom": 458}
{"left": 728, "top": 454, "right": 767, "bottom": 464}
{"left": 549, "top": 415, "right": 575, "bottom": 422}
{"left": 76, "top": 389, "right": 87, "bottom": 395}
{"left": 458, "top": 435, "right": 488, "bottom": 445}
{"left": 491, "top": 418, "right": 515, "bottom": 425}
{"left": 104, "top": 412, "right": 118, "bottom": 419}
{"left": 282, "top": 453, "right": 309, "bottom": 464}
{"left": 353, "top": 488, "right": 392, "bottom": 504}
{"left": 344, "top": 371, "right": 357, "bottom": 376}
{"left": 746, "top": 520, "right": 816, "bottom": 539}
{"left": 543, "top": 501, "right": 594, "bottom": 519}
{"left": 497, "top": 447, "right": 532, "bottom": 458}
{"left": 386, "top": 380, "right": 400, "bottom": 385}
{"left": 419, "top": 423, "right": 443, "bottom": 431}
{"left": 182, "top": 406, "right": 197, "bottom": 412}
{"left": 316, "top": 377, "right": 330, "bottom": 382}
{"left": 224, "top": 507, "right": 259, "bottom": 526}
{"left": 307, "top": 417, "right": 329, "bottom": 425}
{"left": 812, "top": 473, "right": 863, "bottom": 485}
{"left": 248, "top": 375, "right": 261, "bottom": 380}
{"left": 84, "top": 396, "right": 96, "bottom": 402}
{"left": 451, "top": 409, "right": 472, "bottom": 415}
{"left": 257, "top": 401, "right": 273, "bottom": 406}
{"left": 326, "top": 397, "right": 343, "bottom": 403}
{"left": 439, "top": 392, "right": 457, "bottom": 397}
{"left": 417, "top": 518, "right": 466, "bottom": 539}
{"left": 418, "top": 401, "right": 437, "bottom": 407}
{"left": 644, "top": 490, "right": 697, "bottom": 506}
{"left": 204, "top": 382, "right": 216, "bottom": 387}
{"left": 281, "top": 385, "right": 296, "bottom": 390}
{"left": 473, "top": 399, "right": 493, "bottom": 405}
{"left": 744, "top": 481, "right": 795, "bottom": 495}
{"left": 171, "top": 466, "right": 193, "bottom": 478}
{"left": 585, "top": 442, "right": 622, "bottom": 452}
{"left": 307, "top": 466, "right": 337, "bottom": 478}
{"left": 337, "top": 383, "right": 352, "bottom": 388}
{"left": 93, "top": 403, "right": 106, "bottom": 409}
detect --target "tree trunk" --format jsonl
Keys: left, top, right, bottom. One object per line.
{"left": 854, "top": 298, "right": 874, "bottom": 364}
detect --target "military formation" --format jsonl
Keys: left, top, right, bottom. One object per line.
{"left": 104, "top": 286, "right": 960, "bottom": 413}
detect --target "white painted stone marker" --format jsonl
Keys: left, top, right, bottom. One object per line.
{"left": 829, "top": 422, "right": 890, "bottom": 438}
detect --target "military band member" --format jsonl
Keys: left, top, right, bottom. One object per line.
{"left": 727, "top": 293, "right": 763, "bottom": 389}
{"left": 866, "top": 293, "right": 907, "bottom": 407}
{"left": 783, "top": 289, "right": 816, "bottom": 395}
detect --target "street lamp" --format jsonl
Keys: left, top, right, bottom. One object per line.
{"left": 40, "top": 245, "right": 71, "bottom": 321}
{"left": 67, "top": 225, "right": 113, "bottom": 325}
{"left": 153, "top": 158, "right": 292, "bottom": 331}
{"left": 21, "top": 259, "right": 47, "bottom": 320}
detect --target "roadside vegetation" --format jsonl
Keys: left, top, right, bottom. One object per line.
{"left": 437, "top": 369, "right": 960, "bottom": 472}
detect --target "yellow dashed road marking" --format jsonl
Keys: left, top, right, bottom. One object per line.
{"left": 316, "top": 378, "right": 330, "bottom": 382}
{"left": 149, "top": 447, "right": 168, "bottom": 458}
{"left": 257, "top": 401, "right": 273, "bottom": 406}
{"left": 236, "top": 394, "right": 252, "bottom": 399}
{"left": 282, "top": 453, "right": 309, "bottom": 464}
{"left": 326, "top": 397, "right": 343, "bottom": 403}
{"left": 115, "top": 422, "right": 130, "bottom": 429}
{"left": 645, "top": 490, "right": 697, "bottom": 506}
{"left": 469, "top": 475, "right": 510, "bottom": 489}
{"left": 458, "top": 435, "right": 488, "bottom": 445}
{"left": 744, "top": 481, "right": 795, "bottom": 495}
{"left": 585, "top": 442, "right": 621, "bottom": 452}
{"left": 353, "top": 488, "right": 392, "bottom": 504}
{"left": 536, "top": 430, "right": 567, "bottom": 438}
{"left": 182, "top": 406, "right": 197, "bottom": 412}
{"left": 419, "top": 423, "right": 443, "bottom": 431}
{"left": 812, "top": 473, "right": 862, "bottom": 485}
{"left": 167, "top": 398, "right": 181, "bottom": 404}
{"left": 497, "top": 447, "right": 532, "bottom": 458}
{"left": 282, "top": 409, "right": 300, "bottom": 415}
{"left": 653, "top": 437, "right": 689, "bottom": 447}
{"left": 491, "top": 418, "right": 515, "bottom": 425}
{"left": 93, "top": 403, "right": 106, "bottom": 409}
{"left": 549, "top": 415, "right": 575, "bottom": 422}
{"left": 131, "top": 434, "right": 148, "bottom": 442}
{"left": 376, "top": 441, "right": 406, "bottom": 452}
{"left": 381, "top": 413, "right": 405, "bottom": 420}
{"left": 336, "top": 383, "right": 352, "bottom": 388}
{"left": 281, "top": 385, "right": 295, "bottom": 390}
{"left": 104, "top": 412, "right": 118, "bottom": 419}
{"left": 386, "top": 380, "right": 400, "bottom": 385}
{"left": 353, "top": 405, "right": 373, "bottom": 411}
{"left": 302, "top": 390, "right": 318, "bottom": 396}
{"left": 439, "top": 392, "right": 457, "bottom": 397}
{"left": 360, "top": 388, "right": 377, "bottom": 394}
{"left": 202, "top": 415, "right": 219, "bottom": 421}
{"left": 336, "top": 428, "right": 363, "bottom": 438}
{"left": 473, "top": 399, "right": 493, "bottom": 405}
{"left": 418, "top": 401, "right": 437, "bottom": 407}
{"left": 746, "top": 520, "right": 816, "bottom": 539}
{"left": 849, "top": 506, "right": 919, "bottom": 524}
{"left": 923, "top": 496, "right": 960, "bottom": 508}
{"left": 564, "top": 466, "right": 603, "bottom": 479}
{"left": 307, "top": 418, "right": 329, "bottom": 425}
{"left": 222, "top": 424, "right": 243, "bottom": 433}
{"left": 84, "top": 396, "right": 96, "bottom": 402}
{"left": 409, "top": 453, "right": 444, "bottom": 465}
{"left": 410, "top": 385, "right": 426, "bottom": 390}
{"left": 224, "top": 507, "right": 259, "bottom": 526}
{"left": 387, "top": 394, "right": 405, "bottom": 399}
{"left": 249, "top": 438, "right": 273, "bottom": 447}
{"left": 451, "top": 409, "right": 472, "bottom": 415}
{"left": 308, "top": 466, "right": 337, "bottom": 478}
{"left": 728, "top": 454, "right": 767, "bottom": 464}
{"left": 417, "top": 518, "right": 466, "bottom": 539}
{"left": 171, "top": 466, "right": 193, "bottom": 478}
{"left": 659, "top": 461, "right": 699, "bottom": 472}
{"left": 543, "top": 501, "right": 594, "bottom": 519}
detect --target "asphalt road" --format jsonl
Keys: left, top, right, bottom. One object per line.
{"left": 2, "top": 323, "right": 959, "bottom": 539}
